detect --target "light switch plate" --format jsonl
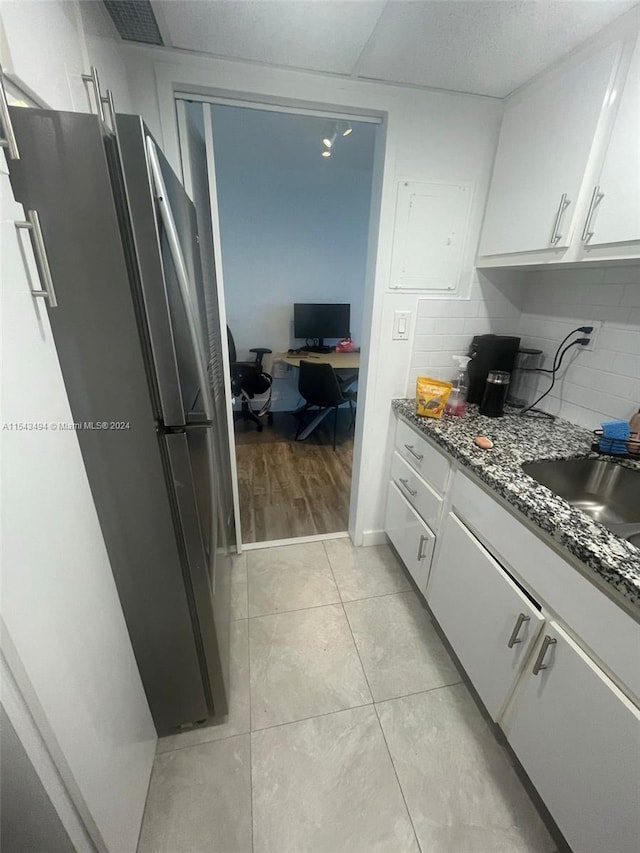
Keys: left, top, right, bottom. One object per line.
{"left": 393, "top": 310, "right": 411, "bottom": 340}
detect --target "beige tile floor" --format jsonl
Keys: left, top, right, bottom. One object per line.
{"left": 140, "top": 540, "right": 570, "bottom": 853}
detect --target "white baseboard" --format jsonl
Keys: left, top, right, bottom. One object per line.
{"left": 360, "top": 530, "right": 387, "bottom": 547}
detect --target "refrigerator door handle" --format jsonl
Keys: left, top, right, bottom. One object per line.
{"left": 146, "top": 138, "right": 218, "bottom": 581}
{"left": 15, "top": 210, "right": 59, "bottom": 307}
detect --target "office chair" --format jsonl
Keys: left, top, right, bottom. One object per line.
{"left": 295, "top": 361, "right": 357, "bottom": 450}
{"left": 227, "top": 328, "right": 273, "bottom": 431}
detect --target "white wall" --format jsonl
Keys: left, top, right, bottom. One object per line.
{"left": 517, "top": 265, "right": 640, "bottom": 429}
{"left": 121, "top": 45, "right": 503, "bottom": 540}
{"left": 0, "top": 4, "right": 154, "bottom": 852}
{"left": 208, "top": 103, "right": 375, "bottom": 411}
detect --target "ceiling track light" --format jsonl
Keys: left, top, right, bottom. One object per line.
{"left": 320, "top": 121, "right": 353, "bottom": 156}
{"left": 322, "top": 130, "right": 337, "bottom": 149}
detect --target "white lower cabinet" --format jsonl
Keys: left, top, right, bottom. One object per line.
{"left": 427, "top": 513, "right": 545, "bottom": 720}
{"left": 385, "top": 481, "right": 435, "bottom": 592}
{"left": 387, "top": 418, "right": 640, "bottom": 853}
{"left": 502, "top": 621, "right": 640, "bottom": 853}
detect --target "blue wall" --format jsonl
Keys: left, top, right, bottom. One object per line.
{"left": 210, "top": 105, "right": 376, "bottom": 410}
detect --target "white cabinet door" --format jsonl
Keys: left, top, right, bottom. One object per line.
{"left": 385, "top": 482, "right": 435, "bottom": 593}
{"left": 502, "top": 621, "right": 640, "bottom": 853}
{"left": 479, "top": 40, "right": 620, "bottom": 256}
{"left": 427, "top": 513, "right": 544, "bottom": 720}
{"left": 1, "top": 168, "right": 155, "bottom": 852}
{"left": 585, "top": 34, "right": 640, "bottom": 247}
{"left": 0, "top": 1, "right": 87, "bottom": 111}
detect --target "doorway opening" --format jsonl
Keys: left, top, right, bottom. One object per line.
{"left": 177, "top": 98, "right": 379, "bottom": 548}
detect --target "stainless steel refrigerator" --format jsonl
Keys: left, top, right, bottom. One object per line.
{"left": 7, "top": 107, "right": 233, "bottom": 735}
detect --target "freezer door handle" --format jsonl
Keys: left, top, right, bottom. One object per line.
{"left": 15, "top": 210, "right": 58, "bottom": 307}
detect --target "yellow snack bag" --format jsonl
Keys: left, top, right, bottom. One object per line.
{"left": 416, "top": 376, "right": 452, "bottom": 419}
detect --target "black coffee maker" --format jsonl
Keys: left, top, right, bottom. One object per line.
{"left": 466, "top": 334, "right": 521, "bottom": 404}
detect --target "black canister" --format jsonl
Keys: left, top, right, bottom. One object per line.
{"left": 479, "top": 370, "right": 510, "bottom": 417}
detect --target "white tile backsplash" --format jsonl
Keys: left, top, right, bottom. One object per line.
{"left": 407, "top": 269, "right": 526, "bottom": 391}
{"left": 517, "top": 265, "right": 640, "bottom": 429}
{"left": 408, "top": 264, "right": 640, "bottom": 430}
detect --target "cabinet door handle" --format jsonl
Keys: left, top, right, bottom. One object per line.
{"left": 399, "top": 477, "right": 417, "bottom": 497}
{"left": 532, "top": 635, "right": 557, "bottom": 675}
{"left": 404, "top": 444, "right": 424, "bottom": 462}
{"left": 82, "top": 66, "right": 106, "bottom": 121}
{"left": 507, "top": 613, "right": 530, "bottom": 648}
{"left": 581, "top": 185, "right": 604, "bottom": 243}
{"left": 15, "top": 210, "right": 58, "bottom": 307}
{"left": 0, "top": 64, "right": 20, "bottom": 159}
{"left": 417, "top": 534, "right": 429, "bottom": 561}
{"left": 549, "top": 193, "right": 570, "bottom": 245}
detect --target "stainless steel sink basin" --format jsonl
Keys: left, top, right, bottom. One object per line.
{"left": 522, "top": 458, "right": 640, "bottom": 547}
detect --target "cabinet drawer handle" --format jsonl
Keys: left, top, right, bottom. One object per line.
{"left": 532, "top": 635, "right": 557, "bottom": 675}
{"left": 0, "top": 65, "right": 19, "bottom": 159}
{"left": 550, "top": 193, "right": 570, "bottom": 245}
{"left": 404, "top": 444, "right": 424, "bottom": 462}
{"left": 581, "top": 184, "right": 604, "bottom": 243}
{"left": 399, "top": 477, "right": 417, "bottom": 497}
{"left": 507, "top": 613, "right": 530, "bottom": 648}
{"left": 417, "top": 534, "right": 429, "bottom": 561}
{"left": 15, "top": 210, "right": 58, "bottom": 307}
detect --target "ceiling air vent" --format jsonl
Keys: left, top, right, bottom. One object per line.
{"left": 103, "top": 0, "right": 164, "bottom": 45}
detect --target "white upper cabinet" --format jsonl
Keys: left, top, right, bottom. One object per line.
{"left": 0, "top": 1, "right": 86, "bottom": 110}
{"left": 478, "top": 39, "right": 621, "bottom": 258}
{"left": 0, "top": 0, "right": 129, "bottom": 114}
{"left": 581, "top": 33, "right": 640, "bottom": 249}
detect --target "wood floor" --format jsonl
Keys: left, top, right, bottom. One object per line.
{"left": 234, "top": 411, "right": 353, "bottom": 543}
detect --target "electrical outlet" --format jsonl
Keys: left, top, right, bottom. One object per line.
{"left": 580, "top": 321, "right": 601, "bottom": 351}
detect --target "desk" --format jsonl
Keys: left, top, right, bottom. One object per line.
{"left": 275, "top": 350, "right": 360, "bottom": 440}
{"left": 275, "top": 351, "right": 360, "bottom": 370}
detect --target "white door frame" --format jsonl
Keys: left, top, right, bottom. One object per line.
{"left": 173, "top": 91, "right": 385, "bottom": 551}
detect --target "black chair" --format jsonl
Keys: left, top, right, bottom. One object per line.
{"left": 295, "top": 361, "right": 357, "bottom": 450}
{"left": 227, "top": 328, "right": 273, "bottom": 431}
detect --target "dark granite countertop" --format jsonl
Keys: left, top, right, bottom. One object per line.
{"left": 392, "top": 399, "right": 640, "bottom": 612}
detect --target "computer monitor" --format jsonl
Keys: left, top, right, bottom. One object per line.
{"left": 293, "top": 303, "right": 350, "bottom": 351}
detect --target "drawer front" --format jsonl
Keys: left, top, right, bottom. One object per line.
{"left": 391, "top": 451, "right": 443, "bottom": 532}
{"left": 427, "top": 512, "right": 545, "bottom": 720}
{"left": 452, "top": 471, "right": 640, "bottom": 702}
{"left": 385, "top": 481, "right": 435, "bottom": 594}
{"left": 395, "top": 418, "right": 450, "bottom": 494}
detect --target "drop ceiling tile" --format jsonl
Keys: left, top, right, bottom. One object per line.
{"left": 155, "top": 0, "right": 387, "bottom": 74}
{"left": 355, "top": 0, "right": 636, "bottom": 97}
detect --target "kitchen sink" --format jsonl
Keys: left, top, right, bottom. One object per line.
{"left": 521, "top": 458, "right": 640, "bottom": 547}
